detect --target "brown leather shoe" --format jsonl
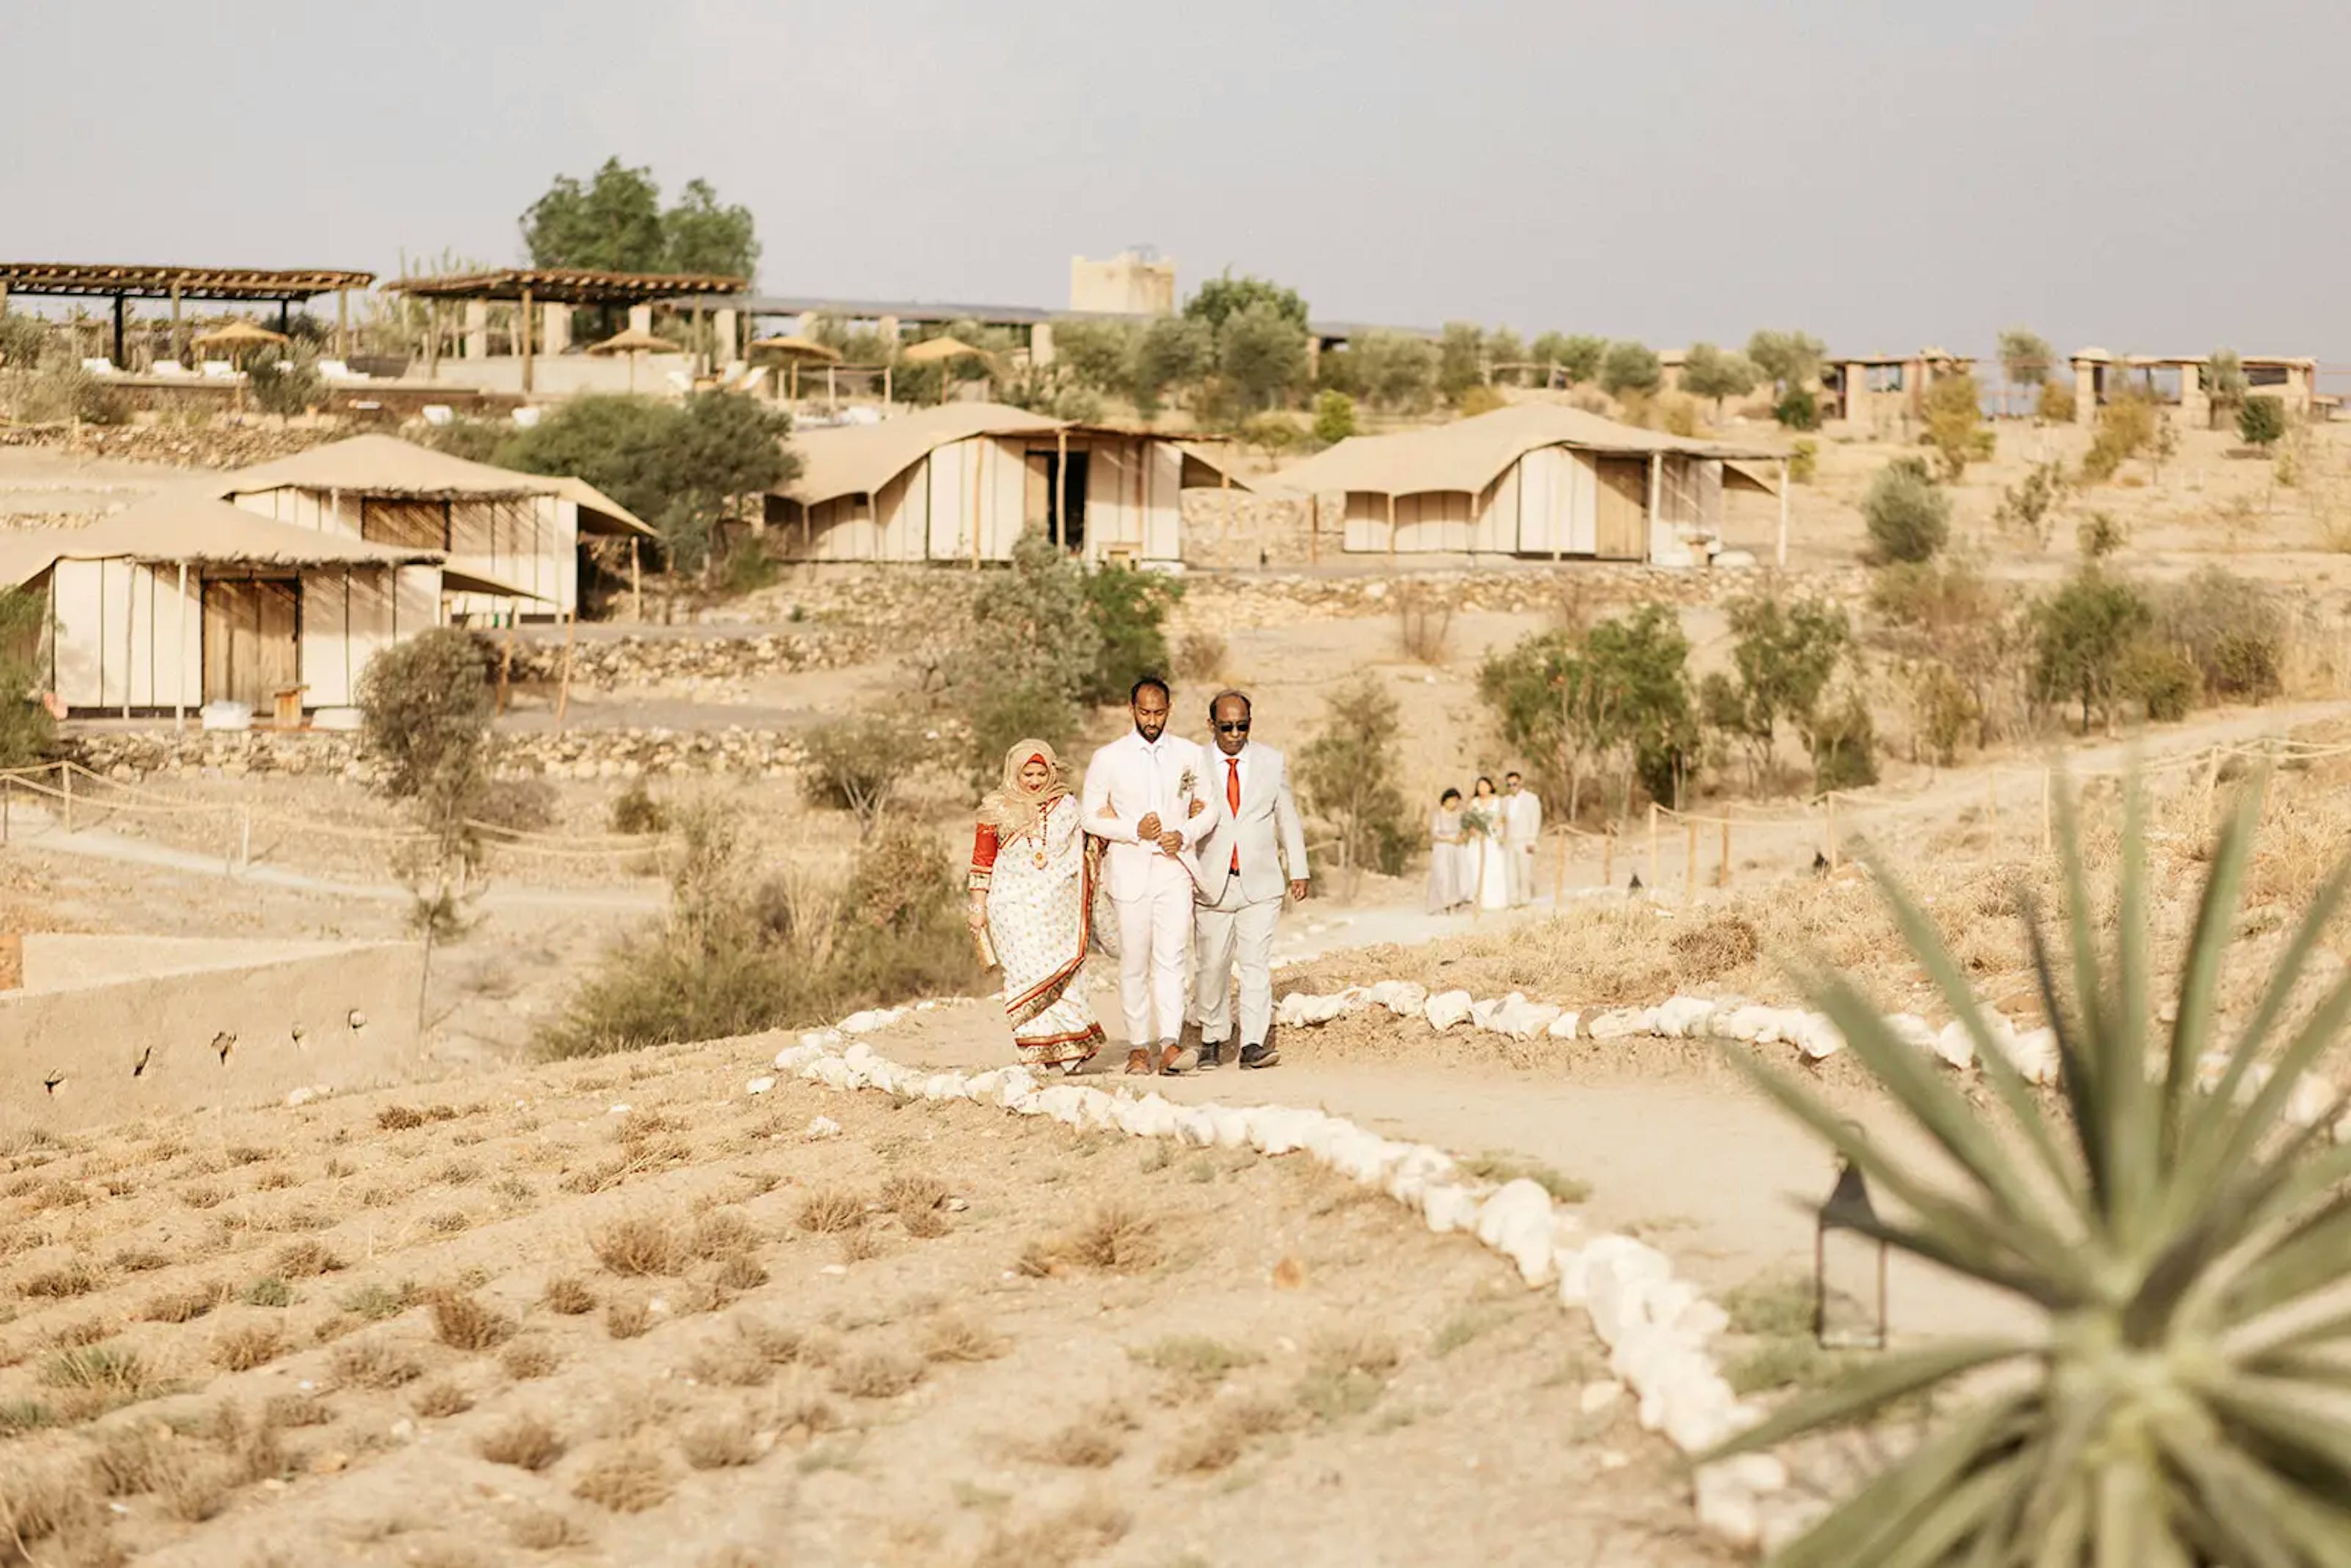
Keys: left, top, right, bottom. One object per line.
{"left": 1124, "top": 1049, "right": 1154, "bottom": 1076}
{"left": 1160, "top": 1043, "right": 1197, "bottom": 1075}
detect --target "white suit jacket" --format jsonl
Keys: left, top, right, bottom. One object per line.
{"left": 1505, "top": 789, "right": 1542, "bottom": 847}
{"left": 1082, "top": 730, "right": 1209, "bottom": 901}
{"left": 1191, "top": 743, "right": 1310, "bottom": 907}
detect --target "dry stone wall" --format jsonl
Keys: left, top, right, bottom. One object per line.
{"left": 62, "top": 727, "right": 805, "bottom": 785}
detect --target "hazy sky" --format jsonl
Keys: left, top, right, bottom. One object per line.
{"left": 6, "top": 1, "right": 2344, "bottom": 366}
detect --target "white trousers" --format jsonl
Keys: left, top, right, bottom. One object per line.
{"left": 1194, "top": 880, "right": 1281, "bottom": 1048}
{"left": 1113, "top": 858, "right": 1194, "bottom": 1046}
{"left": 1511, "top": 845, "right": 1539, "bottom": 904}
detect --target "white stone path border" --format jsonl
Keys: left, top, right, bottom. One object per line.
{"left": 760, "top": 1024, "right": 1809, "bottom": 1551}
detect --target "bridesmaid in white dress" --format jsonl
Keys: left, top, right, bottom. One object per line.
{"left": 1426, "top": 788, "right": 1471, "bottom": 912}
{"left": 1468, "top": 776, "right": 1511, "bottom": 912}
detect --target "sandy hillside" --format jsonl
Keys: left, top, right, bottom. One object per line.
{"left": 0, "top": 1031, "right": 1734, "bottom": 1568}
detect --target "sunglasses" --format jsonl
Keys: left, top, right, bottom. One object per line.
{"left": 1214, "top": 721, "right": 1251, "bottom": 733}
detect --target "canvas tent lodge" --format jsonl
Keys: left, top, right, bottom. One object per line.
{"left": 211, "top": 435, "right": 657, "bottom": 621}
{"left": 1273, "top": 405, "right": 1785, "bottom": 567}
{"left": 0, "top": 493, "right": 534, "bottom": 718}
{"left": 767, "top": 403, "right": 1242, "bottom": 566}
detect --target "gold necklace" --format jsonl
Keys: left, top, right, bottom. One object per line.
{"left": 1033, "top": 801, "right": 1049, "bottom": 868}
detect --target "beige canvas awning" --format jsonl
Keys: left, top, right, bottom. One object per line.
{"left": 776, "top": 402, "right": 1251, "bottom": 508}
{"left": 0, "top": 491, "right": 543, "bottom": 599}
{"left": 214, "top": 435, "right": 659, "bottom": 538}
{"left": 1272, "top": 404, "right": 1785, "bottom": 498}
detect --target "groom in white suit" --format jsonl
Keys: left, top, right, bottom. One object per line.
{"left": 1189, "top": 690, "right": 1310, "bottom": 1071}
{"left": 1084, "top": 677, "right": 1210, "bottom": 1076}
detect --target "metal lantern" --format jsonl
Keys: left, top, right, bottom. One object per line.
{"left": 1815, "top": 1153, "right": 1889, "bottom": 1351}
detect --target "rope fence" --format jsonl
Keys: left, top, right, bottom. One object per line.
{"left": 1502, "top": 732, "right": 2351, "bottom": 914}
{"left": 0, "top": 760, "right": 682, "bottom": 880}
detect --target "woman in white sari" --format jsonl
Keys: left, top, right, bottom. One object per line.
{"left": 1466, "top": 776, "right": 1511, "bottom": 912}
{"left": 966, "top": 740, "right": 1103, "bottom": 1073}
{"left": 1427, "top": 788, "right": 1472, "bottom": 912}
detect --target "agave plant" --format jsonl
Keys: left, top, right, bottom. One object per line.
{"left": 1711, "top": 776, "right": 2351, "bottom": 1566}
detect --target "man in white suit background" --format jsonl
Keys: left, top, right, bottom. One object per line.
{"left": 1190, "top": 689, "right": 1310, "bottom": 1071}
{"left": 1502, "top": 770, "right": 1542, "bottom": 907}
{"left": 1084, "top": 677, "right": 1209, "bottom": 1076}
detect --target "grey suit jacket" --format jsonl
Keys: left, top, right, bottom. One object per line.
{"left": 1191, "top": 743, "right": 1310, "bottom": 906}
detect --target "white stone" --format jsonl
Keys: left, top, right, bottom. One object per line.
{"left": 1373, "top": 980, "right": 1430, "bottom": 1018}
{"left": 1548, "top": 1010, "right": 1581, "bottom": 1040}
{"left": 802, "top": 1116, "right": 842, "bottom": 1141}
{"left": 744, "top": 1076, "right": 776, "bottom": 1096}
{"left": 606, "top": 1103, "right": 632, "bottom": 1116}
{"left": 1930, "top": 1020, "right": 1976, "bottom": 1071}
{"left": 1588, "top": 1007, "right": 1657, "bottom": 1041}
{"left": 1421, "top": 1182, "right": 1482, "bottom": 1234}
{"left": 1652, "top": 996, "right": 1716, "bottom": 1039}
{"left": 1472, "top": 1179, "right": 1562, "bottom": 1285}
{"left": 284, "top": 1087, "right": 318, "bottom": 1107}
{"left": 1791, "top": 1013, "right": 1844, "bottom": 1062}
{"left": 1424, "top": 989, "right": 1475, "bottom": 1030}
{"left": 838, "top": 1007, "right": 907, "bottom": 1035}
{"left": 1579, "top": 1380, "right": 1624, "bottom": 1415}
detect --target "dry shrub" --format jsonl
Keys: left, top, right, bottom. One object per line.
{"left": 688, "top": 1335, "right": 774, "bottom": 1388}
{"left": 901, "top": 1206, "right": 950, "bottom": 1240}
{"left": 571, "top": 1449, "right": 673, "bottom": 1513}
{"left": 110, "top": 1247, "right": 170, "bottom": 1275}
{"left": 1160, "top": 1395, "right": 1294, "bottom": 1473}
{"left": 157, "top": 1454, "right": 233, "bottom": 1522}
{"left": 1395, "top": 581, "right": 1455, "bottom": 666}
{"left": 225, "top": 1145, "right": 276, "bottom": 1168}
{"left": 837, "top": 1229, "right": 883, "bottom": 1264}
{"left": 329, "top": 1337, "right": 422, "bottom": 1390}
{"left": 1175, "top": 630, "right": 1228, "bottom": 683}
{"left": 1669, "top": 913, "right": 1761, "bottom": 981}
{"left": 41, "top": 1343, "right": 164, "bottom": 1411}
{"left": 141, "top": 1278, "right": 228, "bottom": 1322}
{"left": 691, "top": 1209, "right": 759, "bottom": 1260}
{"left": 507, "top": 1509, "right": 587, "bottom": 1551}
{"left": 375, "top": 1104, "right": 457, "bottom": 1131}
{"left": 879, "top": 1172, "right": 948, "bottom": 1215}
{"left": 253, "top": 1167, "right": 298, "bottom": 1191}
{"left": 592, "top": 1214, "right": 688, "bottom": 1277}
{"left": 679, "top": 1410, "right": 763, "bottom": 1469}
{"left": 794, "top": 1189, "right": 866, "bottom": 1235}
{"left": 503, "top": 1340, "right": 561, "bottom": 1380}
{"left": 971, "top": 1497, "right": 1131, "bottom": 1568}
{"left": 1026, "top": 1202, "right": 1160, "bottom": 1276}
{"left": 477, "top": 1412, "right": 564, "bottom": 1471}
{"left": 22, "top": 1258, "right": 108, "bottom": 1299}
{"left": 428, "top": 1291, "right": 516, "bottom": 1352}
{"left": 86, "top": 1423, "right": 170, "bottom": 1495}
{"left": 542, "top": 1275, "right": 598, "bottom": 1315}
{"left": 212, "top": 1323, "right": 284, "bottom": 1373}
{"left": 1295, "top": 1327, "right": 1401, "bottom": 1422}
{"left": 606, "top": 1297, "right": 653, "bottom": 1340}
{"left": 713, "top": 1253, "right": 770, "bottom": 1291}
{"left": 48, "top": 1318, "right": 113, "bottom": 1349}
{"left": 828, "top": 1348, "right": 924, "bottom": 1400}
{"left": 423, "top": 1209, "right": 471, "bottom": 1235}
{"left": 261, "top": 1392, "right": 332, "bottom": 1428}
{"left": 1022, "top": 1403, "right": 1136, "bottom": 1469}
{"left": 179, "top": 1183, "right": 226, "bottom": 1210}
{"left": 920, "top": 1316, "right": 1008, "bottom": 1364}
{"left": 0, "top": 1458, "right": 99, "bottom": 1552}
{"left": 272, "top": 1240, "right": 344, "bottom": 1278}
{"left": 412, "top": 1380, "right": 473, "bottom": 1418}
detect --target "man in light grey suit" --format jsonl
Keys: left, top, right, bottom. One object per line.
{"left": 1189, "top": 690, "right": 1310, "bottom": 1070}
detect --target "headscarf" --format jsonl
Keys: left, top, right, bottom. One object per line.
{"left": 978, "top": 738, "right": 1070, "bottom": 839}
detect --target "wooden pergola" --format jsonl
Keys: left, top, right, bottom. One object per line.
{"left": 385, "top": 268, "right": 746, "bottom": 392}
{"left": 0, "top": 262, "right": 376, "bottom": 366}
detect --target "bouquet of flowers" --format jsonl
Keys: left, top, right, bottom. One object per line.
{"left": 1460, "top": 804, "right": 1498, "bottom": 841}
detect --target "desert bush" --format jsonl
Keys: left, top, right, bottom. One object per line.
{"left": 1079, "top": 560, "right": 1183, "bottom": 708}
{"left": 2075, "top": 511, "right": 2126, "bottom": 560}
{"left": 2156, "top": 567, "right": 2282, "bottom": 702}
{"left": 247, "top": 345, "right": 324, "bottom": 417}
{"left": 1679, "top": 342, "right": 1759, "bottom": 416}
{"left": 1394, "top": 582, "right": 1453, "bottom": 664}
{"left": 1862, "top": 459, "right": 1950, "bottom": 564}
{"left": 1920, "top": 371, "right": 1990, "bottom": 480}
{"left": 1992, "top": 459, "right": 2071, "bottom": 549}
{"left": 479, "top": 1414, "right": 564, "bottom": 1471}
{"left": 2081, "top": 388, "right": 2157, "bottom": 482}
{"left": 0, "top": 587, "right": 55, "bottom": 768}
{"left": 1659, "top": 394, "right": 1700, "bottom": 437}
{"left": 2036, "top": 378, "right": 2077, "bottom": 423}
{"left": 358, "top": 629, "right": 493, "bottom": 799}
{"left": 1699, "top": 594, "right": 1851, "bottom": 789}
{"left": 1480, "top": 601, "right": 1698, "bottom": 819}
{"left": 2237, "top": 392, "right": 2287, "bottom": 449}
{"left": 1772, "top": 386, "right": 1821, "bottom": 430}
{"left": 1296, "top": 673, "right": 1414, "bottom": 882}
{"left": 1787, "top": 437, "right": 1818, "bottom": 483}
{"left": 947, "top": 531, "right": 1097, "bottom": 781}
{"left": 2118, "top": 642, "right": 2197, "bottom": 722}
{"left": 1597, "top": 341, "right": 1662, "bottom": 397}
{"left": 1867, "top": 557, "right": 2031, "bottom": 752}
{"left": 1903, "top": 659, "right": 1982, "bottom": 766}
{"left": 1456, "top": 384, "right": 1508, "bottom": 418}
{"left": 2, "top": 348, "right": 130, "bottom": 425}
{"left": 1805, "top": 691, "right": 1879, "bottom": 792}
{"left": 798, "top": 713, "right": 928, "bottom": 835}
{"left": 1309, "top": 389, "right": 1357, "bottom": 445}
{"left": 608, "top": 779, "right": 667, "bottom": 835}
{"left": 0, "top": 316, "right": 46, "bottom": 367}
{"left": 2031, "top": 568, "right": 2151, "bottom": 731}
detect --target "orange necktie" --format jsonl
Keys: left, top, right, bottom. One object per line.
{"left": 1226, "top": 757, "right": 1242, "bottom": 873}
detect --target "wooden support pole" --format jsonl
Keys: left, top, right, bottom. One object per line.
{"left": 970, "top": 441, "right": 984, "bottom": 569}
{"left": 1685, "top": 820, "right": 1698, "bottom": 904}
{"left": 426, "top": 299, "right": 441, "bottom": 379}
{"left": 1647, "top": 801, "right": 1659, "bottom": 888}
{"left": 629, "top": 538, "right": 642, "bottom": 620}
{"left": 1777, "top": 457, "right": 1790, "bottom": 568}
{"left": 1719, "top": 816, "right": 1730, "bottom": 889}
{"left": 1826, "top": 791, "right": 1838, "bottom": 871}
{"left": 1221, "top": 461, "right": 1232, "bottom": 537}
{"left": 495, "top": 604, "right": 518, "bottom": 714}
{"left": 1054, "top": 426, "right": 1068, "bottom": 549}
{"left": 1386, "top": 490, "right": 1397, "bottom": 565}
{"left": 519, "top": 286, "right": 534, "bottom": 396}
{"left": 1308, "top": 492, "right": 1319, "bottom": 565}
{"left": 174, "top": 561, "right": 188, "bottom": 731}
{"left": 554, "top": 610, "right": 577, "bottom": 731}
{"left": 1554, "top": 828, "right": 1570, "bottom": 904}
{"left": 61, "top": 763, "right": 72, "bottom": 834}
{"left": 1602, "top": 832, "right": 1614, "bottom": 889}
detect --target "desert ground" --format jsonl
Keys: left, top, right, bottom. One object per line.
{"left": 6, "top": 407, "right": 2351, "bottom": 1563}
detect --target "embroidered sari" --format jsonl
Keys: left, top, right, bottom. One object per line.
{"left": 970, "top": 748, "right": 1103, "bottom": 1069}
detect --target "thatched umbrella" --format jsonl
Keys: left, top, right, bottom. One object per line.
{"left": 191, "top": 318, "right": 290, "bottom": 368}
{"left": 749, "top": 335, "right": 843, "bottom": 401}
{"left": 899, "top": 334, "right": 986, "bottom": 366}
{"left": 587, "top": 326, "right": 683, "bottom": 392}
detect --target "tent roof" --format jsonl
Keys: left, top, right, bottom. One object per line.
{"left": 0, "top": 492, "right": 540, "bottom": 598}
{"left": 779, "top": 403, "right": 1247, "bottom": 505}
{"left": 1269, "top": 405, "right": 1784, "bottom": 498}
{"left": 214, "top": 435, "right": 657, "bottom": 537}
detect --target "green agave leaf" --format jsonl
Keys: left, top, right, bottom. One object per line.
{"left": 1854, "top": 842, "right": 2083, "bottom": 1220}
{"left": 2151, "top": 1120, "right": 2351, "bottom": 1340}
{"left": 2027, "top": 1486, "right": 2090, "bottom": 1568}
{"left": 1871, "top": 1454, "right": 2031, "bottom": 1568}
{"left": 2191, "top": 967, "right": 2351, "bottom": 1219}
{"left": 1796, "top": 963, "right": 2094, "bottom": 1294}
{"left": 2094, "top": 1452, "right": 2193, "bottom": 1568}
{"left": 2106, "top": 772, "right": 2160, "bottom": 1254}
{"left": 2016, "top": 1380, "right": 2122, "bottom": 1545}
{"left": 2173, "top": 1420, "right": 2351, "bottom": 1564}
{"left": 2161, "top": 782, "right": 2265, "bottom": 1166}
{"left": 2023, "top": 904, "right": 2109, "bottom": 1215}
{"left": 2202, "top": 1372, "right": 2351, "bottom": 1484}
{"left": 1719, "top": 1046, "right": 2070, "bottom": 1305}
{"left": 2047, "top": 779, "right": 2116, "bottom": 1188}
{"left": 1704, "top": 1338, "right": 2033, "bottom": 1463}
{"left": 1761, "top": 1390, "right": 2031, "bottom": 1568}
{"left": 2156, "top": 1420, "right": 2304, "bottom": 1568}
{"left": 2222, "top": 1186, "right": 2351, "bottom": 1327}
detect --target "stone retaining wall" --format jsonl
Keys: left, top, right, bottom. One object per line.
{"left": 61, "top": 726, "right": 806, "bottom": 785}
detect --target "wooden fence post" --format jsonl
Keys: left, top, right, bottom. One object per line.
{"left": 1648, "top": 803, "right": 1659, "bottom": 889}
{"left": 555, "top": 611, "right": 578, "bottom": 732}
{"left": 61, "top": 764, "right": 72, "bottom": 834}
{"left": 1718, "top": 816, "right": 1730, "bottom": 890}
{"left": 1825, "top": 791, "right": 1837, "bottom": 872}
{"left": 1602, "top": 833, "right": 1613, "bottom": 889}
{"left": 1684, "top": 820, "right": 1698, "bottom": 904}
{"left": 1554, "top": 828, "right": 1569, "bottom": 904}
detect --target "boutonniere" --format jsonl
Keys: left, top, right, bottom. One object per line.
{"left": 1177, "top": 767, "right": 1198, "bottom": 798}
